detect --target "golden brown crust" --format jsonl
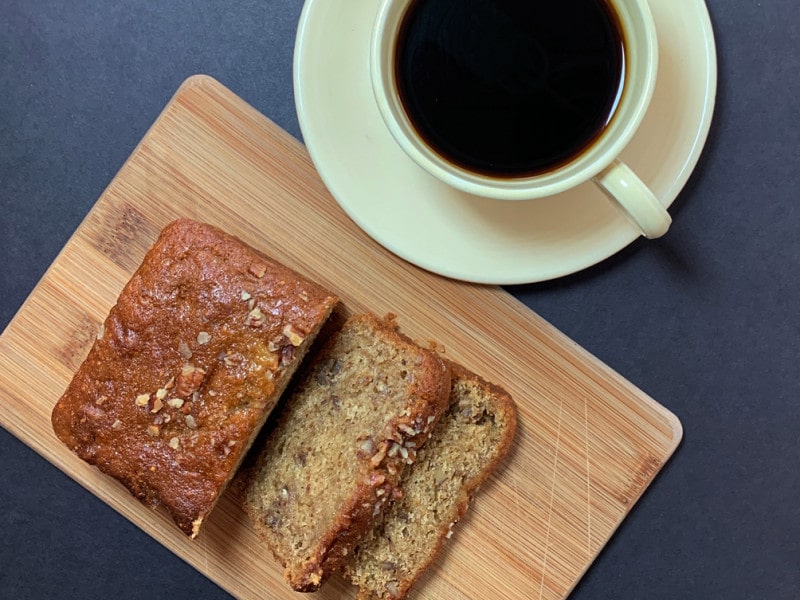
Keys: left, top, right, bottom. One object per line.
{"left": 51, "top": 219, "right": 338, "bottom": 537}
{"left": 242, "top": 313, "right": 451, "bottom": 592}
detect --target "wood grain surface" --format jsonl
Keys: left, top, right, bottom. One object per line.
{"left": 0, "top": 75, "right": 681, "bottom": 600}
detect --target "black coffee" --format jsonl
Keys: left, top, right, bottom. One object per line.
{"left": 395, "top": 0, "right": 625, "bottom": 178}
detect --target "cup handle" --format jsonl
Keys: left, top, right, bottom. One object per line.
{"left": 592, "top": 159, "right": 671, "bottom": 239}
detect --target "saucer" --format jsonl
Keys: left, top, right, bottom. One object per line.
{"left": 294, "top": 0, "right": 717, "bottom": 284}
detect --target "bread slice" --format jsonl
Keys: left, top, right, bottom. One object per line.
{"left": 51, "top": 219, "right": 338, "bottom": 537}
{"left": 241, "top": 313, "right": 452, "bottom": 592}
{"left": 345, "top": 362, "right": 517, "bottom": 600}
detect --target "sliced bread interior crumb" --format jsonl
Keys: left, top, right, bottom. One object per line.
{"left": 242, "top": 313, "right": 451, "bottom": 592}
{"left": 346, "top": 362, "right": 517, "bottom": 600}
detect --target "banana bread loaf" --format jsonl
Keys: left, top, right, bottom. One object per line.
{"left": 241, "top": 313, "right": 451, "bottom": 592}
{"left": 51, "top": 218, "right": 339, "bottom": 537}
{"left": 345, "top": 362, "right": 517, "bottom": 600}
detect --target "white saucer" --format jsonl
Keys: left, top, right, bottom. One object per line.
{"left": 294, "top": 0, "right": 717, "bottom": 285}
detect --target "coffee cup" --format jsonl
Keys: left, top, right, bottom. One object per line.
{"left": 370, "top": 0, "right": 671, "bottom": 239}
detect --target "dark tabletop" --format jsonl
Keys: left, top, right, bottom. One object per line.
{"left": 2, "top": 1, "right": 798, "bottom": 599}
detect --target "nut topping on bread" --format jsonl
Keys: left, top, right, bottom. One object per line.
{"left": 51, "top": 219, "right": 338, "bottom": 538}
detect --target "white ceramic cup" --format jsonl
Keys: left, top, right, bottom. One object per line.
{"left": 370, "top": 0, "right": 671, "bottom": 239}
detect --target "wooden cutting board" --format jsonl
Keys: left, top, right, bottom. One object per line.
{"left": 0, "top": 75, "right": 681, "bottom": 600}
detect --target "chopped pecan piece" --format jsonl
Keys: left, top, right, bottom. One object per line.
{"left": 176, "top": 364, "right": 206, "bottom": 397}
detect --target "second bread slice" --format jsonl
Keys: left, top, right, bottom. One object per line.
{"left": 242, "top": 313, "right": 451, "bottom": 591}
{"left": 344, "top": 362, "right": 517, "bottom": 600}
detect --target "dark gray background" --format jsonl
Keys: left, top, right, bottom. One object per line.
{"left": 1, "top": 1, "right": 797, "bottom": 598}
